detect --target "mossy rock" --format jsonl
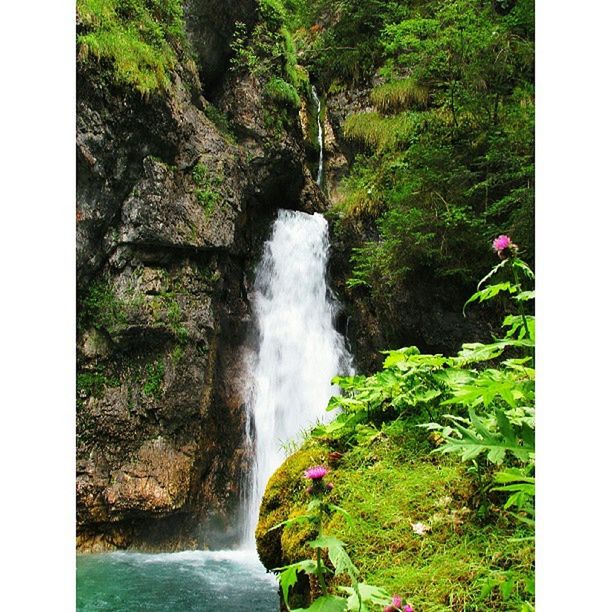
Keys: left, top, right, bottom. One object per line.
{"left": 255, "top": 441, "right": 328, "bottom": 569}
{"left": 256, "top": 425, "right": 535, "bottom": 610}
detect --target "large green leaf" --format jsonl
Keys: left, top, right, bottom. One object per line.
{"left": 309, "top": 535, "right": 359, "bottom": 582}
{"left": 293, "top": 595, "right": 347, "bottom": 612}
{"left": 274, "top": 560, "right": 318, "bottom": 608}
{"left": 339, "top": 583, "right": 391, "bottom": 611}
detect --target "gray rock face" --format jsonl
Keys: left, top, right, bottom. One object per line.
{"left": 76, "top": 7, "right": 321, "bottom": 551}
{"left": 182, "top": 0, "right": 258, "bottom": 93}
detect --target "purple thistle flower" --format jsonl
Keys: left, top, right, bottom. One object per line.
{"left": 492, "top": 234, "right": 512, "bottom": 253}
{"left": 304, "top": 465, "right": 328, "bottom": 480}
{"left": 491, "top": 234, "right": 518, "bottom": 260}
{"left": 403, "top": 606, "right": 414, "bottom": 612}
{"left": 392, "top": 595, "right": 403, "bottom": 607}
{"left": 326, "top": 482, "right": 334, "bottom": 491}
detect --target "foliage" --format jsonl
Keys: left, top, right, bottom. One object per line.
{"left": 316, "top": 250, "right": 534, "bottom": 538}
{"left": 142, "top": 359, "right": 165, "bottom": 398}
{"left": 191, "top": 162, "right": 221, "bottom": 216}
{"left": 229, "top": 0, "right": 309, "bottom": 116}
{"left": 79, "top": 278, "right": 127, "bottom": 331}
{"left": 342, "top": 112, "right": 418, "bottom": 153}
{"left": 266, "top": 77, "right": 302, "bottom": 109}
{"left": 204, "top": 104, "right": 237, "bottom": 143}
{"left": 77, "top": 368, "right": 120, "bottom": 409}
{"left": 287, "top": 0, "right": 534, "bottom": 300}
{"left": 264, "top": 431, "right": 534, "bottom": 610}
{"left": 274, "top": 251, "right": 535, "bottom": 610}
{"left": 370, "top": 78, "right": 429, "bottom": 113}
{"left": 76, "top": 0, "right": 189, "bottom": 94}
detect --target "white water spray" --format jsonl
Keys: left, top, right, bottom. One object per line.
{"left": 241, "top": 210, "right": 352, "bottom": 547}
{"left": 312, "top": 86, "right": 324, "bottom": 186}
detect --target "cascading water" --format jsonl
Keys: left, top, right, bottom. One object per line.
{"left": 241, "top": 209, "right": 353, "bottom": 547}
{"left": 311, "top": 86, "right": 324, "bottom": 186}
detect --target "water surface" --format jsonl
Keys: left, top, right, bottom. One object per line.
{"left": 77, "top": 550, "right": 279, "bottom": 611}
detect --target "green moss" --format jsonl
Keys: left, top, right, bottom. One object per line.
{"left": 256, "top": 442, "right": 329, "bottom": 569}
{"left": 150, "top": 293, "right": 189, "bottom": 342}
{"left": 79, "top": 278, "right": 127, "bottom": 332}
{"left": 266, "top": 77, "right": 301, "bottom": 109}
{"left": 204, "top": 104, "right": 238, "bottom": 143}
{"left": 257, "top": 427, "right": 534, "bottom": 610}
{"left": 192, "top": 162, "right": 222, "bottom": 217}
{"left": 77, "top": 368, "right": 120, "bottom": 409}
{"left": 142, "top": 359, "right": 165, "bottom": 398}
{"left": 77, "top": 0, "right": 188, "bottom": 95}
{"left": 170, "top": 345, "right": 185, "bottom": 364}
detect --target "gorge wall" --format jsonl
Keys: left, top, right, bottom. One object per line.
{"left": 76, "top": 0, "right": 323, "bottom": 551}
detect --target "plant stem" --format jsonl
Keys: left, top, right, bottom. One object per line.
{"left": 316, "top": 503, "right": 327, "bottom": 595}
{"left": 511, "top": 261, "right": 531, "bottom": 341}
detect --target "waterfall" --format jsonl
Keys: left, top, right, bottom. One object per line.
{"left": 312, "top": 86, "right": 324, "bottom": 186}
{"left": 240, "top": 209, "right": 352, "bottom": 548}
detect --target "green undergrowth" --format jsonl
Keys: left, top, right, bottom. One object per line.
{"left": 76, "top": 0, "right": 189, "bottom": 94}
{"left": 192, "top": 162, "right": 222, "bottom": 217}
{"left": 370, "top": 78, "right": 429, "bottom": 113}
{"left": 230, "top": 0, "right": 309, "bottom": 130}
{"left": 343, "top": 112, "right": 419, "bottom": 153}
{"left": 259, "top": 428, "right": 534, "bottom": 610}
{"left": 283, "top": 0, "right": 534, "bottom": 301}
{"left": 257, "top": 253, "right": 535, "bottom": 610}
{"left": 78, "top": 277, "right": 189, "bottom": 342}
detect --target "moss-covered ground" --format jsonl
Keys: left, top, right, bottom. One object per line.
{"left": 257, "top": 423, "right": 534, "bottom": 611}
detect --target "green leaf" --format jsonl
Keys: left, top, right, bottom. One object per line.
{"left": 476, "top": 259, "right": 509, "bottom": 290}
{"left": 512, "top": 258, "right": 535, "bottom": 280}
{"left": 267, "top": 513, "right": 313, "bottom": 532}
{"left": 515, "top": 290, "right": 535, "bottom": 301}
{"left": 456, "top": 341, "right": 508, "bottom": 363}
{"left": 309, "top": 535, "right": 359, "bottom": 582}
{"left": 463, "top": 282, "right": 518, "bottom": 314}
{"left": 329, "top": 504, "right": 355, "bottom": 527}
{"left": 339, "top": 583, "right": 391, "bottom": 611}
{"left": 293, "top": 595, "right": 347, "bottom": 612}
{"left": 275, "top": 560, "right": 318, "bottom": 607}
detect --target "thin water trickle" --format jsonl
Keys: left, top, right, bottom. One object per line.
{"left": 240, "top": 209, "right": 353, "bottom": 547}
{"left": 312, "top": 86, "right": 324, "bottom": 186}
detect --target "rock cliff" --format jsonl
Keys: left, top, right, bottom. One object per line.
{"left": 76, "top": 0, "right": 321, "bottom": 551}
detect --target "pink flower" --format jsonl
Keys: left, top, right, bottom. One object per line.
{"left": 403, "top": 606, "right": 414, "bottom": 612}
{"left": 491, "top": 234, "right": 518, "bottom": 260}
{"left": 304, "top": 465, "right": 328, "bottom": 480}
{"left": 392, "top": 595, "right": 403, "bottom": 607}
{"left": 492, "top": 234, "right": 512, "bottom": 253}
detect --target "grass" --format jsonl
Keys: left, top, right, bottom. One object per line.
{"left": 192, "top": 162, "right": 222, "bottom": 217}
{"left": 142, "top": 359, "right": 165, "bottom": 398}
{"left": 343, "top": 112, "right": 418, "bottom": 152}
{"left": 257, "top": 425, "right": 535, "bottom": 610}
{"left": 79, "top": 278, "right": 127, "bottom": 331}
{"left": 77, "top": 0, "right": 187, "bottom": 95}
{"left": 77, "top": 369, "right": 120, "bottom": 409}
{"left": 371, "top": 78, "right": 429, "bottom": 113}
